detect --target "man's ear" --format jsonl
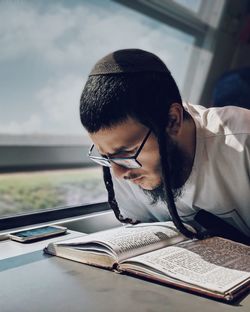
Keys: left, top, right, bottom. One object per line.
{"left": 166, "top": 103, "right": 183, "bottom": 136}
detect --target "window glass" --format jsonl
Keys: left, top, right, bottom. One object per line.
{"left": 0, "top": 0, "right": 206, "bottom": 218}
{"left": 0, "top": 0, "right": 195, "bottom": 138}
{"left": 172, "top": 0, "right": 202, "bottom": 13}
{"left": 172, "top": 0, "right": 225, "bottom": 28}
{"left": 0, "top": 167, "right": 107, "bottom": 218}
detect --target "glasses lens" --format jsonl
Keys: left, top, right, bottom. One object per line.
{"left": 90, "top": 156, "right": 111, "bottom": 167}
{"left": 112, "top": 158, "right": 141, "bottom": 169}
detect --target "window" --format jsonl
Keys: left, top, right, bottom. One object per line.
{"left": 173, "top": 0, "right": 202, "bottom": 13}
{"left": 0, "top": 0, "right": 225, "bottom": 220}
{"left": 0, "top": 168, "right": 107, "bottom": 218}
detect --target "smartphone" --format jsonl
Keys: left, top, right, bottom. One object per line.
{"left": 9, "top": 225, "right": 67, "bottom": 243}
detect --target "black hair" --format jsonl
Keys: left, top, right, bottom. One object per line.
{"left": 80, "top": 69, "right": 201, "bottom": 239}
{"left": 80, "top": 72, "right": 188, "bottom": 132}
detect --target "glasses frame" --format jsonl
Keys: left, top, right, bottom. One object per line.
{"left": 88, "top": 129, "right": 151, "bottom": 169}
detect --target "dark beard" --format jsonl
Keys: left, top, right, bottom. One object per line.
{"left": 142, "top": 182, "right": 183, "bottom": 205}
{"left": 142, "top": 182, "right": 166, "bottom": 205}
{"left": 142, "top": 135, "right": 193, "bottom": 205}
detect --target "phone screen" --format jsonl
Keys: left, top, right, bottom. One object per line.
{"left": 13, "top": 226, "right": 65, "bottom": 238}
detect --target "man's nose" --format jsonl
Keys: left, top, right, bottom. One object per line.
{"left": 111, "top": 163, "right": 130, "bottom": 179}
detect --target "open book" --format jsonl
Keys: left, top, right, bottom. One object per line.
{"left": 44, "top": 222, "right": 250, "bottom": 302}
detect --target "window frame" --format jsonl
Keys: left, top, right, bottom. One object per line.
{"left": 0, "top": 201, "right": 110, "bottom": 233}
{"left": 0, "top": 136, "right": 107, "bottom": 231}
{"left": 114, "top": 0, "right": 229, "bottom": 105}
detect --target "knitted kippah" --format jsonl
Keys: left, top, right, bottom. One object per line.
{"left": 89, "top": 49, "right": 169, "bottom": 76}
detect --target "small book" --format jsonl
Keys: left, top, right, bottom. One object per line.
{"left": 44, "top": 222, "right": 250, "bottom": 302}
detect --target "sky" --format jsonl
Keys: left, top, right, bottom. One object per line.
{"left": 0, "top": 0, "right": 196, "bottom": 136}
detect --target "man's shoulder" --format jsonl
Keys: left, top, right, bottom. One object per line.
{"left": 185, "top": 103, "right": 250, "bottom": 137}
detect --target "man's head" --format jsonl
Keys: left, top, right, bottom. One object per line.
{"left": 79, "top": 49, "right": 197, "bottom": 239}
{"left": 80, "top": 49, "right": 192, "bottom": 199}
{"left": 80, "top": 49, "right": 184, "bottom": 133}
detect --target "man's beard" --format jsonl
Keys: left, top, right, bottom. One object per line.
{"left": 142, "top": 182, "right": 167, "bottom": 205}
{"left": 142, "top": 135, "right": 193, "bottom": 205}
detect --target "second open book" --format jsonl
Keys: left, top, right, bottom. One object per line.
{"left": 44, "top": 221, "right": 250, "bottom": 302}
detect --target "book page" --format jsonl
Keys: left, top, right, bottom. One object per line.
{"left": 121, "top": 237, "right": 250, "bottom": 293}
{"left": 53, "top": 222, "right": 190, "bottom": 261}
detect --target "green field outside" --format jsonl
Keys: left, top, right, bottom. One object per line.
{"left": 0, "top": 167, "right": 107, "bottom": 218}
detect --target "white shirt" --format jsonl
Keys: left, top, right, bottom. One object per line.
{"left": 112, "top": 103, "right": 250, "bottom": 236}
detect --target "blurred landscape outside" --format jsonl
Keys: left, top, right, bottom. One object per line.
{"left": 0, "top": 167, "right": 107, "bottom": 218}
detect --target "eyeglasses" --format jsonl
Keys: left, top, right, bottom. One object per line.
{"left": 88, "top": 129, "right": 151, "bottom": 169}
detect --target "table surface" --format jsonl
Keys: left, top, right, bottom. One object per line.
{"left": 1, "top": 232, "right": 250, "bottom": 312}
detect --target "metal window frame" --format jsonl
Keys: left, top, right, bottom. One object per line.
{"left": 114, "top": 0, "right": 209, "bottom": 38}
{"left": 0, "top": 202, "right": 110, "bottom": 233}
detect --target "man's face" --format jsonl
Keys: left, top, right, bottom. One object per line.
{"left": 89, "top": 117, "right": 192, "bottom": 200}
{"left": 90, "top": 117, "right": 162, "bottom": 190}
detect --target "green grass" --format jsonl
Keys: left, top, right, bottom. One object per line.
{"left": 0, "top": 168, "right": 107, "bottom": 217}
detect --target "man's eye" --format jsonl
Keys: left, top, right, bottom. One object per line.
{"left": 113, "top": 150, "right": 136, "bottom": 158}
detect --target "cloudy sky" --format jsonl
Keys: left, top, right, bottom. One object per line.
{"left": 0, "top": 0, "right": 196, "bottom": 136}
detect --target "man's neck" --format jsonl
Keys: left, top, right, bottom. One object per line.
{"left": 179, "top": 115, "right": 197, "bottom": 182}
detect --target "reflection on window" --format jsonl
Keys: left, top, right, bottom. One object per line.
{"left": 172, "top": 0, "right": 225, "bottom": 28}
{"left": 173, "top": 0, "right": 202, "bottom": 13}
{"left": 0, "top": 167, "right": 107, "bottom": 218}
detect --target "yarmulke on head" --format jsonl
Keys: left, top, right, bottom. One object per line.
{"left": 89, "top": 49, "right": 170, "bottom": 76}
{"left": 80, "top": 48, "right": 182, "bottom": 134}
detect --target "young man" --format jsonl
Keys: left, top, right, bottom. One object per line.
{"left": 80, "top": 49, "right": 250, "bottom": 242}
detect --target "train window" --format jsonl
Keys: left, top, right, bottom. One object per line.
{"left": 0, "top": 0, "right": 225, "bottom": 220}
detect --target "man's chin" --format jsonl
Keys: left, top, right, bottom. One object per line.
{"left": 133, "top": 176, "right": 162, "bottom": 191}
{"left": 141, "top": 181, "right": 184, "bottom": 204}
{"left": 141, "top": 182, "right": 165, "bottom": 204}
{"left": 138, "top": 182, "right": 161, "bottom": 191}
{"left": 139, "top": 185, "right": 160, "bottom": 191}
